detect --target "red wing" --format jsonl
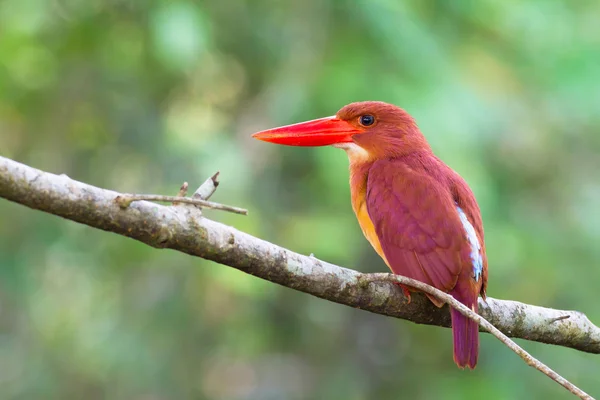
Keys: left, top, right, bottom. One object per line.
{"left": 366, "top": 160, "right": 466, "bottom": 292}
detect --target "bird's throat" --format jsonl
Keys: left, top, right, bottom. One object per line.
{"left": 333, "top": 142, "right": 370, "bottom": 165}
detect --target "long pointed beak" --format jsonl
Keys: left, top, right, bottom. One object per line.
{"left": 251, "top": 116, "right": 360, "bottom": 146}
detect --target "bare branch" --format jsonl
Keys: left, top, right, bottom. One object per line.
{"left": 176, "top": 182, "right": 189, "bottom": 198}
{"left": 362, "top": 274, "right": 593, "bottom": 399}
{"left": 193, "top": 171, "right": 219, "bottom": 201}
{"left": 0, "top": 155, "right": 598, "bottom": 398}
{"left": 172, "top": 182, "right": 189, "bottom": 205}
{"left": 115, "top": 194, "right": 248, "bottom": 215}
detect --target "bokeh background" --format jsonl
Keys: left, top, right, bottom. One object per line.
{"left": 1, "top": 1, "right": 599, "bottom": 399}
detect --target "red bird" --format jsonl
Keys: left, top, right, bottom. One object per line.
{"left": 252, "top": 101, "right": 488, "bottom": 369}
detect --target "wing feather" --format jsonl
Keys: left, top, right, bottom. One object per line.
{"left": 366, "top": 159, "right": 466, "bottom": 292}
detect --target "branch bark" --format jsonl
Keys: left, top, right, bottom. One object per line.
{"left": 1, "top": 156, "right": 599, "bottom": 369}
{"left": 1, "top": 156, "right": 598, "bottom": 398}
{"left": 361, "top": 273, "right": 593, "bottom": 399}
{"left": 0, "top": 156, "right": 598, "bottom": 352}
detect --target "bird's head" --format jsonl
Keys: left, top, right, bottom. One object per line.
{"left": 252, "top": 101, "right": 430, "bottom": 162}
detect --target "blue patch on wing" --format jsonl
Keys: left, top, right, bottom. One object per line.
{"left": 456, "top": 206, "right": 483, "bottom": 281}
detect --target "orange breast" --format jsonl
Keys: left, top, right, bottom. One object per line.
{"left": 347, "top": 152, "right": 391, "bottom": 268}
{"left": 350, "top": 177, "right": 388, "bottom": 266}
{"left": 355, "top": 201, "right": 386, "bottom": 261}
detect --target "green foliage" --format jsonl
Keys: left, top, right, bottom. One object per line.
{"left": 1, "top": 1, "right": 599, "bottom": 398}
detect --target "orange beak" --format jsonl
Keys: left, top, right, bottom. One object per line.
{"left": 252, "top": 116, "right": 360, "bottom": 146}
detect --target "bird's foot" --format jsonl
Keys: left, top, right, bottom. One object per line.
{"left": 393, "top": 282, "right": 412, "bottom": 304}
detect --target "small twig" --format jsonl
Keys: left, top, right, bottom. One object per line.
{"left": 172, "top": 182, "right": 189, "bottom": 205}
{"left": 177, "top": 182, "right": 189, "bottom": 197}
{"left": 116, "top": 172, "right": 245, "bottom": 215}
{"left": 115, "top": 194, "right": 247, "bottom": 215}
{"left": 361, "top": 273, "right": 593, "bottom": 400}
{"left": 193, "top": 171, "right": 219, "bottom": 201}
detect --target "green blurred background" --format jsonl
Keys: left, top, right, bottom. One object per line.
{"left": 1, "top": 0, "right": 599, "bottom": 399}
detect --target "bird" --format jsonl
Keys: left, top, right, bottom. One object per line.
{"left": 251, "top": 101, "right": 487, "bottom": 369}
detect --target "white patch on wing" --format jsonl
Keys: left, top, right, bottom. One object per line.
{"left": 456, "top": 206, "right": 483, "bottom": 281}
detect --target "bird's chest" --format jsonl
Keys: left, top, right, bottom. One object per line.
{"left": 350, "top": 173, "right": 387, "bottom": 263}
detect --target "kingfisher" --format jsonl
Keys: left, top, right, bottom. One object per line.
{"left": 252, "top": 101, "right": 488, "bottom": 368}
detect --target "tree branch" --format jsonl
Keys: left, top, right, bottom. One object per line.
{"left": 361, "top": 274, "right": 593, "bottom": 399}
{"left": 1, "top": 156, "right": 599, "bottom": 397}
{"left": 115, "top": 194, "right": 247, "bottom": 215}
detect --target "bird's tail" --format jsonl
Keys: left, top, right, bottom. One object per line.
{"left": 450, "top": 293, "right": 479, "bottom": 369}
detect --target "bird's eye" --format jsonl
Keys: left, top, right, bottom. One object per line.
{"left": 359, "top": 114, "right": 375, "bottom": 126}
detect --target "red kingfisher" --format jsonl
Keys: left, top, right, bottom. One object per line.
{"left": 251, "top": 101, "right": 488, "bottom": 369}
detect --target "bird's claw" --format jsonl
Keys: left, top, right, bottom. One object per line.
{"left": 393, "top": 282, "right": 412, "bottom": 304}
